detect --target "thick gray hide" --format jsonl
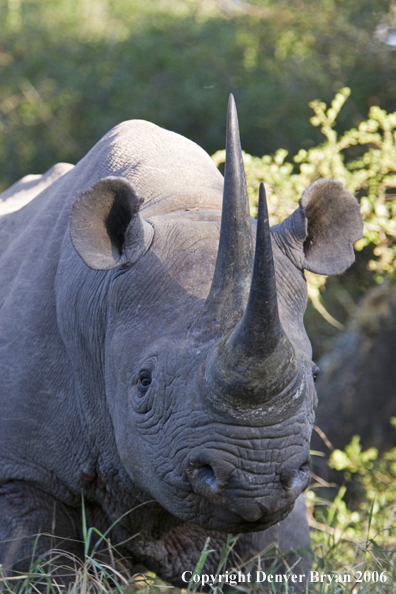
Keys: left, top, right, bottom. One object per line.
{"left": 0, "top": 115, "right": 362, "bottom": 586}
{"left": 313, "top": 281, "right": 396, "bottom": 457}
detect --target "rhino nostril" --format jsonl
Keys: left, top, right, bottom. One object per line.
{"left": 299, "top": 461, "right": 311, "bottom": 475}
{"left": 280, "top": 468, "right": 296, "bottom": 489}
{"left": 280, "top": 460, "right": 311, "bottom": 491}
{"left": 191, "top": 464, "right": 217, "bottom": 490}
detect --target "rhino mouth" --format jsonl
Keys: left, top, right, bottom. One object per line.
{"left": 191, "top": 497, "right": 296, "bottom": 534}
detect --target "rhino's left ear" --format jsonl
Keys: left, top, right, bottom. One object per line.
{"left": 272, "top": 179, "right": 363, "bottom": 275}
{"left": 71, "top": 177, "right": 154, "bottom": 270}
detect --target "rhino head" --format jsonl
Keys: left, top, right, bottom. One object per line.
{"left": 69, "top": 96, "right": 362, "bottom": 534}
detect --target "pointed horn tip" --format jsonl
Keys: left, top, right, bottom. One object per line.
{"left": 226, "top": 96, "right": 241, "bottom": 149}
{"left": 227, "top": 93, "right": 237, "bottom": 119}
{"left": 258, "top": 182, "right": 269, "bottom": 215}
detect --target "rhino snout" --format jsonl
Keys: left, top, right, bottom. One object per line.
{"left": 185, "top": 450, "right": 310, "bottom": 523}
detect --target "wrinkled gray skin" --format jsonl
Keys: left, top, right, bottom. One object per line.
{"left": 313, "top": 281, "right": 396, "bottom": 457}
{"left": 0, "top": 100, "right": 362, "bottom": 587}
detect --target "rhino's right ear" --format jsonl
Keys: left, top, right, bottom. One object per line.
{"left": 272, "top": 179, "right": 363, "bottom": 275}
{"left": 70, "top": 177, "right": 154, "bottom": 270}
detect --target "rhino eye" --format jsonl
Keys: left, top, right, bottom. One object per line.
{"left": 138, "top": 370, "right": 152, "bottom": 392}
{"left": 312, "top": 365, "right": 320, "bottom": 383}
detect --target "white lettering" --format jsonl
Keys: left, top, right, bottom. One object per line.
{"left": 181, "top": 571, "right": 192, "bottom": 583}
{"left": 256, "top": 571, "right": 266, "bottom": 582}
{"left": 310, "top": 571, "right": 320, "bottom": 582}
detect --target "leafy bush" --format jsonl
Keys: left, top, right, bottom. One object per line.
{"left": 1, "top": 0, "right": 396, "bottom": 192}
{"left": 213, "top": 89, "right": 396, "bottom": 325}
{"left": 305, "top": 427, "right": 396, "bottom": 593}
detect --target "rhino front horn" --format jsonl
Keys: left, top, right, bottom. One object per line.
{"left": 201, "top": 94, "right": 254, "bottom": 329}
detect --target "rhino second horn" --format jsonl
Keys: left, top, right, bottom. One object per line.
{"left": 203, "top": 94, "right": 254, "bottom": 327}
{"left": 206, "top": 183, "right": 297, "bottom": 407}
{"left": 227, "top": 182, "right": 286, "bottom": 358}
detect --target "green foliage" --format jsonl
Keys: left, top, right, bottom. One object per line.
{"left": 329, "top": 435, "right": 396, "bottom": 511}
{"left": 0, "top": 0, "right": 396, "bottom": 193}
{"left": 213, "top": 89, "right": 396, "bottom": 322}
{"left": 305, "top": 431, "right": 396, "bottom": 593}
{"left": 185, "top": 537, "right": 212, "bottom": 594}
{"left": 1, "top": 2, "right": 396, "bottom": 328}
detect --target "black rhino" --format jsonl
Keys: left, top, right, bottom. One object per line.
{"left": 0, "top": 96, "right": 362, "bottom": 587}
{"left": 313, "top": 281, "right": 396, "bottom": 457}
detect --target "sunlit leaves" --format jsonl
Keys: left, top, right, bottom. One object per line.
{"left": 218, "top": 89, "right": 396, "bottom": 289}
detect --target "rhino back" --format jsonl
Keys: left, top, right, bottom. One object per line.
{"left": 0, "top": 163, "right": 74, "bottom": 216}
